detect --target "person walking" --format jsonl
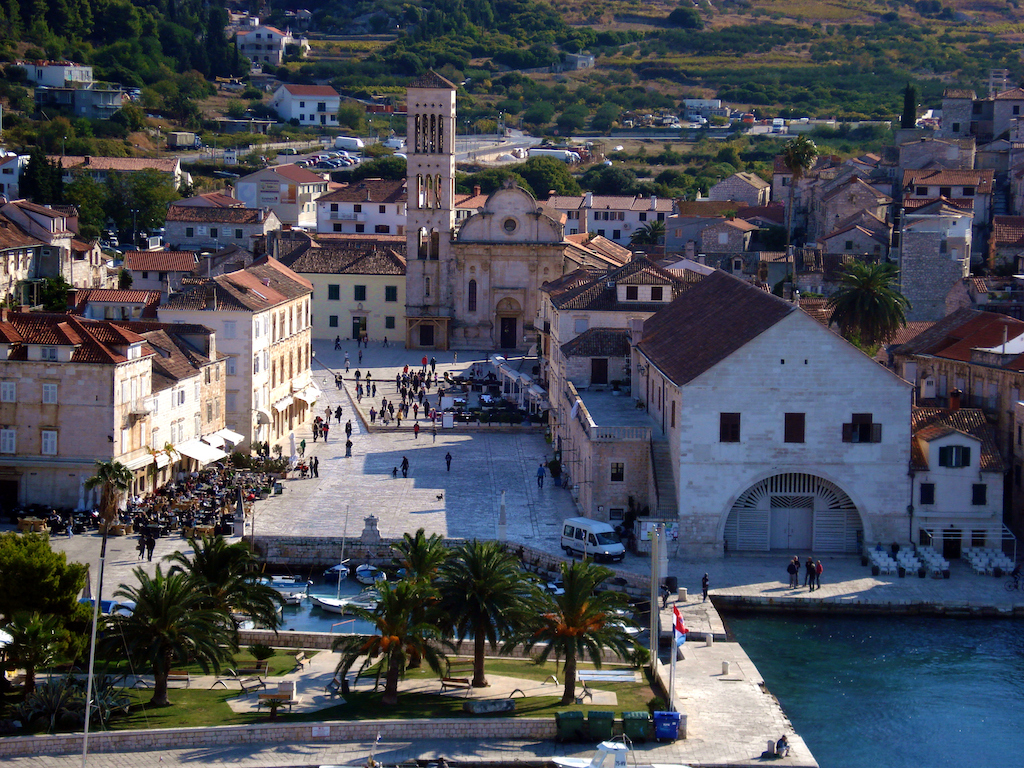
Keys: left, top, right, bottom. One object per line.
{"left": 786, "top": 556, "right": 798, "bottom": 588}
{"left": 430, "top": 356, "right": 437, "bottom": 374}
{"left": 146, "top": 534, "right": 156, "bottom": 562}
{"left": 334, "top": 335, "right": 341, "bottom": 350}
{"left": 537, "top": 462, "right": 546, "bottom": 488}
{"left": 432, "top": 424, "right": 437, "bottom": 442}
{"left": 325, "top": 406, "right": 332, "bottom": 424}
{"left": 335, "top": 405, "right": 343, "bottom": 421}
{"left": 322, "top": 422, "right": 330, "bottom": 442}
{"left": 358, "top": 349, "right": 363, "bottom": 364}
{"left": 702, "top": 572, "right": 710, "bottom": 602}
{"left": 401, "top": 456, "right": 410, "bottom": 478}
{"left": 815, "top": 560, "right": 823, "bottom": 590}
{"left": 413, "top": 422, "right": 420, "bottom": 439}
{"left": 369, "top": 407, "right": 376, "bottom": 424}
{"left": 445, "top": 451, "right": 452, "bottom": 471}
{"left": 137, "top": 535, "right": 146, "bottom": 561}
{"left": 396, "top": 412, "right": 402, "bottom": 429}
{"left": 312, "top": 456, "right": 319, "bottom": 478}
{"left": 345, "top": 420, "right": 353, "bottom": 439}
{"left": 421, "top": 355, "right": 428, "bottom": 373}
{"left": 299, "top": 438, "right": 306, "bottom": 458}
{"left": 805, "top": 557, "right": 816, "bottom": 592}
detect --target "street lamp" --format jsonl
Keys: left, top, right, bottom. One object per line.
{"left": 130, "top": 209, "right": 139, "bottom": 250}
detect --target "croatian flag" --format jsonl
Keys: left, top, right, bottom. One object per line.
{"left": 673, "top": 605, "right": 688, "bottom": 646}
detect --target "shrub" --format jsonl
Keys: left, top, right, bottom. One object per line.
{"left": 248, "top": 643, "right": 275, "bottom": 661}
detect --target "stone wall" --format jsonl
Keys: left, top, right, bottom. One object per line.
{"left": 0, "top": 718, "right": 556, "bottom": 758}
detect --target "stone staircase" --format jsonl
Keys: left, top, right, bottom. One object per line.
{"left": 993, "top": 177, "right": 1010, "bottom": 217}
{"left": 650, "top": 436, "right": 677, "bottom": 518}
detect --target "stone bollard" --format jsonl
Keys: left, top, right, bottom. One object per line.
{"left": 722, "top": 661, "right": 730, "bottom": 675}
{"left": 678, "top": 587, "right": 687, "bottom": 602}
{"left": 705, "top": 635, "right": 713, "bottom": 647}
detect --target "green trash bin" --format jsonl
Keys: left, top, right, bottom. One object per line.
{"left": 622, "top": 711, "right": 652, "bottom": 743}
{"left": 556, "top": 710, "right": 585, "bottom": 742}
{"left": 588, "top": 710, "right": 615, "bottom": 742}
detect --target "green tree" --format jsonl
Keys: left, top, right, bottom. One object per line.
{"left": 827, "top": 261, "right": 911, "bottom": 349}
{"left": 38, "top": 275, "right": 72, "bottom": 311}
{"left": 630, "top": 220, "right": 665, "bottom": 246}
{"left": 556, "top": 104, "right": 588, "bottom": 135}
{"left": 437, "top": 540, "right": 540, "bottom": 688}
{"left": 518, "top": 156, "right": 581, "bottom": 197}
{"left": 901, "top": 83, "right": 917, "bottom": 129}
{"left": 19, "top": 145, "right": 63, "bottom": 204}
{"left": 522, "top": 101, "right": 555, "bottom": 127}
{"left": 104, "top": 169, "right": 179, "bottom": 241}
{"left": 63, "top": 175, "right": 108, "bottom": 241}
{"left": 331, "top": 579, "right": 445, "bottom": 706}
{"left": 780, "top": 135, "right": 817, "bottom": 277}
{"left": 103, "top": 567, "right": 234, "bottom": 707}
{"left": 166, "top": 535, "right": 283, "bottom": 636}
{"left": 337, "top": 104, "right": 367, "bottom": 133}
{"left": 667, "top": 6, "right": 703, "bottom": 28}
{"left": 392, "top": 528, "right": 451, "bottom": 580}
{"left": 509, "top": 559, "right": 636, "bottom": 705}
{"left": 0, "top": 533, "right": 88, "bottom": 628}
{"left": 83, "top": 460, "right": 133, "bottom": 611}
{"left": 591, "top": 103, "right": 621, "bottom": 133}
{"left": 4, "top": 612, "right": 69, "bottom": 696}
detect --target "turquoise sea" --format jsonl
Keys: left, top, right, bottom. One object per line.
{"left": 723, "top": 612, "right": 1024, "bottom": 768}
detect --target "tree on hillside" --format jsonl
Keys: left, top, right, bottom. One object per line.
{"left": 780, "top": 135, "right": 817, "bottom": 284}
{"left": 508, "top": 559, "right": 637, "bottom": 705}
{"left": 827, "top": 260, "right": 910, "bottom": 349}
{"left": 332, "top": 579, "right": 445, "bottom": 706}
{"left": 103, "top": 169, "right": 179, "bottom": 242}
{"left": 667, "top": 6, "right": 703, "bottom": 28}
{"left": 63, "top": 175, "right": 108, "bottom": 241}
{"left": 437, "top": 540, "right": 540, "bottom": 688}
{"left": 19, "top": 146, "right": 63, "bottom": 204}
{"left": 901, "top": 83, "right": 918, "bottom": 129}
{"left": 518, "top": 156, "right": 581, "bottom": 197}
{"left": 104, "top": 567, "right": 234, "bottom": 707}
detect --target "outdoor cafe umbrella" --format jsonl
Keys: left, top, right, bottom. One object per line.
{"left": 0, "top": 628, "right": 12, "bottom": 648}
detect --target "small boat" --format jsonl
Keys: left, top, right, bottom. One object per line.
{"left": 355, "top": 564, "right": 386, "bottom": 585}
{"left": 260, "top": 576, "right": 310, "bottom": 605}
{"left": 554, "top": 740, "right": 691, "bottom": 768}
{"left": 309, "top": 594, "right": 349, "bottom": 614}
{"left": 323, "top": 563, "right": 350, "bottom": 581}
{"left": 309, "top": 588, "right": 380, "bottom": 615}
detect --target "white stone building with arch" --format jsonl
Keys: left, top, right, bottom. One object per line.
{"left": 634, "top": 270, "right": 914, "bottom": 558}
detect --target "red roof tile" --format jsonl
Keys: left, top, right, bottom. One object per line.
{"left": 318, "top": 179, "right": 406, "bottom": 204}
{"left": 124, "top": 251, "right": 198, "bottom": 272}
{"left": 281, "top": 84, "right": 339, "bottom": 97}
{"left": 903, "top": 168, "right": 994, "bottom": 194}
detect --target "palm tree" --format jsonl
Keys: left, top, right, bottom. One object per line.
{"left": 103, "top": 566, "right": 234, "bottom": 706}
{"left": 510, "top": 559, "right": 636, "bottom": 705}
{"left": 629, "top": 220, "right": 665, "bottom": 247}
{"left": 827, "top": 260, "right": 911, "bottom": 348}
{"left": 165, "top": 535, "right": 283, "bottom": 636}
{"left": 331, "top": 579, "right": 445, "bottom": 706}
{"left": 437, "top": 540, "right": 541, "bottom": 687}
{"left": 781, "top": 135, "right": 817, "bottom": 284}
{"left": 4, "top": 612, "right": 69, "bottom": 697}
{"left": 391, "top": 528, "right": 451, "bottom": 580}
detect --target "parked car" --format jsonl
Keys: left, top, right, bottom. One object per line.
{"left": 278, "top": 147, "right": 298, "bottom": 155}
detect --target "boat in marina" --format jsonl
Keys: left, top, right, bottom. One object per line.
{"left": 323, "top": 563, "right": 350, "bottom": 581}
{"left": 355, "top": 564, "right": 385, "bottom": 585}
{"left": 554, "top": 739, "right": 690, "bottom": 768}
{"left": 309, "top": 587, "right": 380, "bottom": 615}
{"left": 260, "top": 575, "right": 310, "bottom": 605}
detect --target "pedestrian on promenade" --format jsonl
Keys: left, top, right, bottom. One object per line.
{"left": 805, "top": 557, "right": 816, "bottom": 591}
{"left": 334, "top": 336, "right": 341, "bottom": 350}
{"left": 702, "top": 573, "right": 710, "bottom": 602}
{"left": 432, "top": 424, "right": 438, "bottom": 442}
{"left": 146, "top": 534, "right": 156, "bottom": 562}
{"left": 430, "top": 356, "right": 437, "bottom": 374}
{"left": 345, "top": 420, "right": 353, "bottom": 439}
{"left": 312, "top": 456, "right": 319, "bottom": 478}
{"left": 335, "top": 405, "right": 343, "bottom": 421}
{"left": 325, "top": 406, "right": 332, "bottom": 424}
{"left": 358, "top": 349, "right": 363, "bottom": 364}
{"left": 412, "top": 402, "right": 419, "bottom": 420}
{"left": 445, "top": 451, "right": 452, "bottom": 471}
{"left": 369, "top": 407, "right": 377, "bottom": 423}
{"left": 413, "top": 422, "right": 420, "bottom": 439}
{"left": 335, "top": 374, "right": 342, "bottom": 390}
{"left": 137, "top": 535, "right": 146, "bottom": 560}
{"left": 299, "top": 439, "right": 306, "bottom": 458}
{"left": 401, "top": 456, "right": 410, "bottom": 478}
{"left": 421, "top": 355, "right": 428, "bottom": 372}
{"left": 372, "top": 383, "right": 377, "bottom": 397}
{"left": 322, "top": 423, "right": 330, "bottom": 442}
{"left": 537, "top": 462, "right": 546, "bottom": 487}
{"left": 312, "top": 424, "right": 318, "bottom": 442}
{"left": 786, "top": 556, "right": 798, "bottom": 588}
{"left": 392, "top": 466, "right": 398, "bottom": 478}
{"left": 383, "top": 336, "right": 388, "bottom": 347}
{"left": 815, "top": 560, "right": 823, "bottom": 589}
{"left": 396, "top": 412, "right": 402, "bottom": 428}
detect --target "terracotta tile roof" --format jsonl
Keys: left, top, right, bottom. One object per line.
{"left": 736, "top": 203, "right": 785, "bottom": 226}
{"left": 124, "top": 251, "right": 198, "bottom": 272}
{"left": 820, "top": 176, "right": 892, "bottom": 204}
{"left": 317, "top": 179, "right": 406, "bottom": 204}
{"left": 992, "top": 216, "right": 1024, "bottom": 247}
{"left": 638, "top": 270, "right": 793, "bottom": 386}
{"left": 53, "top": 156, "right": 179, "bottom": 173}
{"left": 10, "top": 200, "right": 65, "bottom": 218}
{"left": 265, "top": 163, "right": 329, "bottom": 184}
{"left": 821, "top": 224, "right": 890, "bottom": 245}
{"left": 0, "top": 312, "right": 151, "bottom": 364}
{"left": 903, "top": 168, "right": 994, "bottom": 194}
{"left": 545, "top": 195, "right": 585, "bottom": 210}
{"left": 891, "top": 308, "right": 1024, "bottom": 372}
{"left": 673, "top": 200, "right": 743, "bottom": 218}
{"left": 799, "top": 297, "right": 834, "bottom": 326}
{"left": 969, "top": 277, "right": 989, "bottom": 295}
{"left": 136, "top": 329, "right": 205, "bottom": 384}
{"left": 409, "top": 71, "right": 457, "bottom": 90}
{"left": 541, "top": 268, "right": 602, "bottom": 301}
{"left": 902, "top": 197, "right": 974, "bottom": 212}
{"left": 72, "top": 289, "right": 162, "bottom": 318}
{"left": 994, "top": 87, "right": 1024, "bottom": 101}
{"left": 281, "top": 84, "right": 339, "bottom": 97}
{"left": 943, "top": 88, "right": 977, "bottom": 99}
{"left": 561, "top": 328, "right": 631, "bottom": 358}
{"left": 454, "top": 192, "right": 488, "bottom": 209}
{"left": 911, "top": 407, "right": 1004, "bottom": 472}
{"left": 724, "top": 171, "right": 770, "bottom": 190}
{"left": 570, "top": 235, "right": 631, "bottom": 265}
{"left": 0, "top": 214, "right": 43, "bottom": 250}
{"left": 165, "top": 206, "right": 268, "bottom": 225}
{"left": 174, "top": 192, "right": 244, "bottom": 208}
{"left": 282, "top": 244, "right": 406, "bottom": 275}
{"left": 314, "top": 233, "right": 406, "bottom": 245}
{"left": 551, "top": 256, "right": 694, "bottom": 312}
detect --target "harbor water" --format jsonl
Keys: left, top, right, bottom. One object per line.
{"left": 724, "top": 612, "right": 1024, "bottom": 768}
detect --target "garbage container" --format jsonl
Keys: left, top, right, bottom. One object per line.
{"left": 622, "top": 711, "right": 651, "bottom": 743}
{"left": 588, "top": 711, "right": 614, "bottom": 742}
{"left": 653, "top": 711, "right": 681, "bottom": 742}
{"left": 556, "top": 710, "right": 585, "bottom": 742}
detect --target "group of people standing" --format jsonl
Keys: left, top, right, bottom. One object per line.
{"left": 787, "top": 555, "right": 823, "bottom": 591}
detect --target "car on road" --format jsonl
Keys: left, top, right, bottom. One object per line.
{"left": 278, "top": 147, "right": 298, "bottom": 155}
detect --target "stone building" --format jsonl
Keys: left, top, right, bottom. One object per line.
{"left": 898, "top": 199, "right": 973, "bottom": 322}
{"left": 707, "top": 172, "right": 771, "bottom": 206}
{"left": 698, "top": 218, "right": 757, "bottom": 253}
{"left": 164, "top": 205, "right": 281, "bottom": 252}
{"left": 159, "top": 257, "right": 315, "bottom": 451}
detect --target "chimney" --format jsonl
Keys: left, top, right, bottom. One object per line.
{"left": 950, "top": 388, "right": 962, "bottom": 412}
{"left": 583, "top": 191, "right": 593, "bottom": 208}
{"left": 84, "top": 155, "right": 91, "bottom": 166}
{"left": 629, "top": 316, "right": 644, "bottom": 347}
{"left": 650, "top": 195, "right": 658, "bottom": 211}
{"left": 473, "top": 185, "right": 481, "bottom": 196}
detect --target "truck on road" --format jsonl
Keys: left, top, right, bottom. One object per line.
{"left": 527, "top": 147, "right": 581, "bottom": 163}
{"left": 167, "top": 131, "right": 200, "bottom": 149}
{"left": 334, "top": 136, "right": 365, "bottom": 151}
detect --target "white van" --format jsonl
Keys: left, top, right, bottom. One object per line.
{"left": 334, "top": 136, "right": 365, "bottom": 151}
{"left": 561, "top": 517, "right": 625, "bottom": 562}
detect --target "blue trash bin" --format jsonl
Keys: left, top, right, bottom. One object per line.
{"left": 653, "top": 711, "right": 681, "bottom": 742}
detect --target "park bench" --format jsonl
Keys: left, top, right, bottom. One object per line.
{"left": 256, "top": 692, "right": 295, "bottom": 712}
{"left": 210, "top": 670, "right": 266, "bottom": 695}
{"left": 235, "top": 660, "right": 270, "bottom": 676}
{"left": 167, "top": 670, "right": 191, "bottom": 688}
{"left": 293, "top": 651, "right": 308, "bottom": 669}
{"left": 439, "top": 660, "right": 474, "bottom": 694}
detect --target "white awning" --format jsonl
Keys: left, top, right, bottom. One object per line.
{"left": 293, "top": 383, "right": 321, "bottom": 406}
{"left": 215, "top": 427, "right": 245, "bottom": 445}
{"left": 122, "top": 453, "right": 153, "bottom": 471}
{"left": 202, "top": 434, "right": 225, "bottom": 449}
{"left": 272, "top": 395, "right": 294, "bottom": 413}
{"left": 155, "top": 452, "right": 171, "bottom": 469}
{"left": 175, "top": 439, "right": 228, "bottom": 465}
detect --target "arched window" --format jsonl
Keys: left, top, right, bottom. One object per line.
{"left": 468, "top": 280, "right": 477, "bottom": 312}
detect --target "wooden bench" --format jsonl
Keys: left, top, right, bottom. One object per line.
{"left": 235, "top": 661, "right": 270, "bottom": 676}
{"left": 440, "top": 660, "right": 474, "bottom": 693}
{"left": 167, "top": 670, "right": 191, "bottom": 688}
{"left": 257, "top": 692, "right": 295, "bottom": 712}
{"left": 293, "top": 651, "right": 307, "bottom": 670}
{"left": 210, "top": 671, "right": 266, "bottom": 695}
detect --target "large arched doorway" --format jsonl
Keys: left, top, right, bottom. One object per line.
{"left": 724, "top": 473, "right": 863, "bottom": 553}
{"left": 495, "top": 297, "right": 522, "bottom": 349}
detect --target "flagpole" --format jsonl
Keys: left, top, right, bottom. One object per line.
{"left": 669, "top": 621, "right": 677, "bottom": 713}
